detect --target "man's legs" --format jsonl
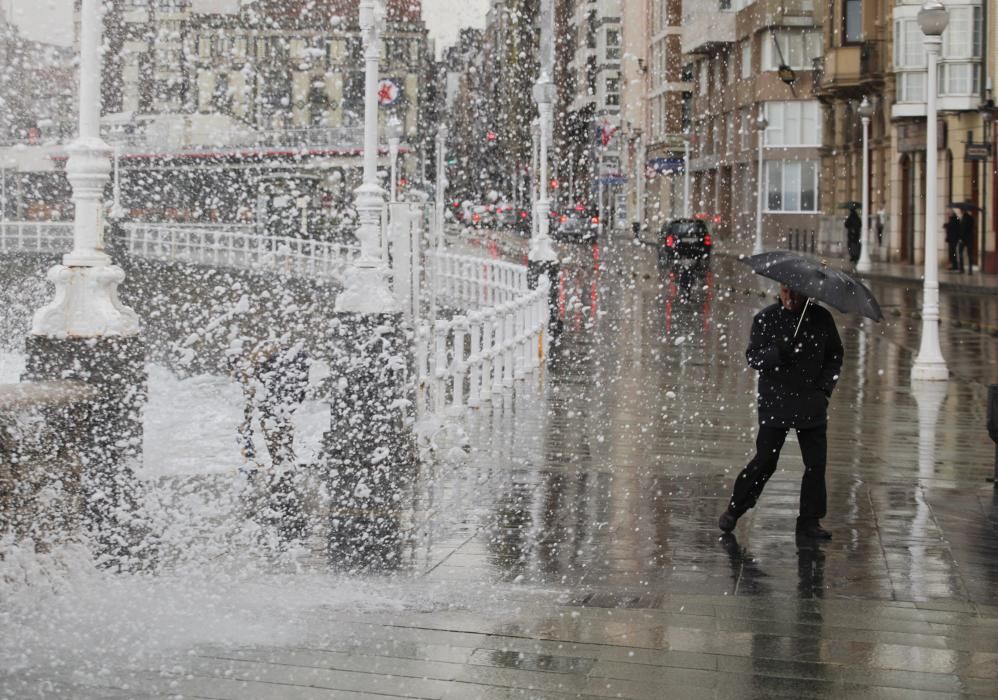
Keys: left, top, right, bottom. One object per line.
{"left": 796, "top": 424, "right": 829, "bottom": 537}
{"left": 720, "top": 426, "right": 789, "bottom": 531}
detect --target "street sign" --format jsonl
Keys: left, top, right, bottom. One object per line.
{"left": 377, "top": 80, "right": 400, "bottom": 106}
{"left": 966, "top": 142, "right": 992, "bottom": 161}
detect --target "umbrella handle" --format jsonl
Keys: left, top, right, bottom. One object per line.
{"left": 794, "top": 298, "right": 811, "bottom": 339}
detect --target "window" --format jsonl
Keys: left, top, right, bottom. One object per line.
{"left": 894, "top": 19, "right": 925, "bottom": 69}
{"left": 766, "top": 160, "right": 819, "bottom": 212}
{"left": 606, "top": 29, "right": 621, "bottom": 61}
{"left": 940, "top": 63, "right": 979, "bottom": 96}
{"left": 765, "top": 101, "right": 822, "bottom": 146}
{"left": 741, "top": 39, "right": 752, "bottom": 79}
{"left": 763, "top": 31, "right": 823, "bottom": 70}
{"left": 606, "top": 77, "right": 620, "bottom": 106}
{"left": 844, "top": 0, "right": 862, "bottom": 43}
{"left": 943, "top": 7, "right": 983, "bottom": 60}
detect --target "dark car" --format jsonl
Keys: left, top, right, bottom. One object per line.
{"left": 553, "top": 210, "right": 598, "bottom": 242}
{"left": 658, "top": 218, "right": 713, "bottom": 268}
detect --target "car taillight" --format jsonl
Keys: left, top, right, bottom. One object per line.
{"left": 520, "top": 211, "right": 528, "bottom": 219}
{"left": 665, "top": 234, "right": 676, "bottom": 248}
{"left": 560, "top": 215, "right": 568, "bottom": 224}
{"left": 704, "top": 233, "right": 712, "bottom": 247}
{"left": 591, "top": 216, "right": 599, "bottom": 225}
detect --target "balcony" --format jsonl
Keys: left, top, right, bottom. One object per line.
{"left": 681, "top": 2, "right": 735, "bottom": 55}
{"left": 813, "top": 42, "right": 881, "bottom": 96}
{"left": 750, "top": 0, "right": 820, "bottom": 29}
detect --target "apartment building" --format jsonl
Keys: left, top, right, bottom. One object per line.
{"left": 813, "top": 0, "right": 892, "bottom": 260}
{"left": 77, "top": 0, "right": 434, "bottom": 232}
{"left": 618, "top": 0, "right": 688, "bottom": 235}
{"left": 888, "top": 0, "right": 987, "bottom": 267}
{"left": 558, "top": 0, "right": 624, "bottom": 226}
{"left": 683, "top": 0, "right": 825, "bottom": 250}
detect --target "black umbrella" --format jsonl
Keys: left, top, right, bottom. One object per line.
{"left": 948, "top": 201, "right": 981, "bottom": 212}
{"left": 739, "top": 252, "right": 884, "bottom": 334}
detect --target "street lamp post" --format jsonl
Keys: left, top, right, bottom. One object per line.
{"left": 530, "top": 118, "right": 540, "bottom": 237}
{"left": 856, "top": 97, "right": 875, "bottom": 272}
{"left": 529, "top": 0, "right": 557, "bottom": 269}
{"left": 682, "top": 130, "right": 692, "bottom": 219}
{"left": 979, "top": 96, "right": 994, "bottom": 271}
{"left": 336, "top": 0, "right": 395, "bottom": 314}
{"left": 110, "top": 144, "right": 125, "bottom": 219}
{"left": 26, "top": 0, "right": 146, "bottom": 561}
{"left": 754, "top": 114, "right": 769, "bottom": 255}
{"left": 31, "top": 0, "right": 138, "bottom": 336}
{"left": 435, "top": 125, "right": 447, "bottom": 247}
{"left": 387, "top": 116, "right": 403, "bottom": 204}
{"left": 911, "top": 0, "right": 949, "bottom": 382}
{"left": 633, "top": 127, "right": 644, "bottom": 235}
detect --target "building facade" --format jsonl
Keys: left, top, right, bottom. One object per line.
{"left": 683, "top": 0, "right": 825, "bottom": 251}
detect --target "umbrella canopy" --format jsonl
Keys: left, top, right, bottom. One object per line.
{"left": 838, "top": 201, "right": 862, "bottom": 210}
{"left": 948, "top": 201, "right": 981, "bottom": 212}
{"left": 739, "top": 251, "right": 884, "bottom": 322}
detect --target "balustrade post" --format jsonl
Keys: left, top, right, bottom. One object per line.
{"left": 481, "top": 309, "right": 495, "bottom": 403}
{"left": 468, "top": 311, "right": 483, "bottom": 408}
{"left": 415, "top": 321, "right": 429, "bottom": 417}
{"left": 450, "top": 315, "right": 468, "bottom": 414}
{"left": 491, "top": 307, "right": 505, "bottom": 395}
{"left": 433, "top": 320, "right": 448, "bottom": 415}
{"left": 502, "top": 304, "right": 514, "bottom": 388}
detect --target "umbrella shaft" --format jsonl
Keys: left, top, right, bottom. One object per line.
{"left": 794, "top": 298, "right": 811, "bottom": 339}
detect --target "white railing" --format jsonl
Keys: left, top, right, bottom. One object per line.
{"left": 123, "top": 224, "right": 359, "bottom": 282}
{"left": 416, "top": 251, "right": 550, "bottom": 417}
{"left": 0, "top": 222, "right": 73, "bottom": 254}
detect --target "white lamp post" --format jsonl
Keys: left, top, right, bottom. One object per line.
{"left": 754, "top": 114, "right": 769, "bottom": 255}
{"left": 911, "top": 0, "right": 949, "bottom": 382}
{"left": 682, "top": 129, "right": 692, "bottom": 219}
{"left": 633, "top": 127, "right": 645, "bottom": 234}
{"left": 435, "top": 124, "right": 447, "bottom": 246}
{"left": 530, "top": 118, "right": 540, "bottom": 236}
{"left": 110, "top": 144, "right": 125, "bottom": 219}
{"left": 529, "top": 0, "right": 557, "bottom": 267}
{"left": 387, "top": 116, "right": 403, "bottom": 204}
{"left": 856, "top": 97, "right": 875, "bottom": 272}
{"left": 336, "top": 0, "right": 396, "bottom": 314}
{"left": 31, "top": 0, "right": 137, "bottom": 337}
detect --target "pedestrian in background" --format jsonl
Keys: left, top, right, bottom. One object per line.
{"left": 944, "top": 208, "right": 961, "bottom": 271}
{"left": 845, "top": 209, "right": 862, "bottom": 265}
{"left": 959, "top": 206, "right": 975, "bottom": 274}
{"left": 718, "top": 284, "right": 844, "bottom": 539}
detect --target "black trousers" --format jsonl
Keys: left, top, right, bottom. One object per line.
{"left": 727, "top": 424, "right": 827, "bottom": 526}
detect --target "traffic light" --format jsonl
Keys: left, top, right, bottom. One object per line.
{"left": 486, "top": 131, "right": 497, "bottom": 142}
{"left": 550, "top": 178, "right": 559, "bottom": 189}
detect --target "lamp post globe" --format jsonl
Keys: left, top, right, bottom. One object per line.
{"left": 911, "top": 0, "right": 949, "bottom": 382}
{"left": 856, "top": 96, "right": 875, "bottom": 272}
{"left": 754, "top": 115, "right": 769, "bottom": 255}
{"left": 917, "top": 0, "right": 949, "bottom": 36}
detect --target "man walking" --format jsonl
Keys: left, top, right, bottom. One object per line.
{"left": 718, "top": 284, "right": 843, "bottom": 539}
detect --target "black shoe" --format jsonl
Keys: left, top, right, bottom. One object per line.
{"left": 796, "top": 523, "right": 832, "bottom": 540}
{"left": 718, "top": 510, "right": 738, "bottom": 533}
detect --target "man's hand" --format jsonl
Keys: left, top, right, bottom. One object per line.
{"left": 775, "top": 338, "right": 797, "bottom": 366}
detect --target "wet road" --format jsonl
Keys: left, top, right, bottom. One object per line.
{"left": 4, "top": 236, "right": 998, "bottom": 699}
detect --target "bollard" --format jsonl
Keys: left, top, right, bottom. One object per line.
{"left": 987, "top": 385, "right": 998, "bottom": 485}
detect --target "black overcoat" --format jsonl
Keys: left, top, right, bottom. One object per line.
{"left": 746, "top": 302, "right": 844, "bottom": 429}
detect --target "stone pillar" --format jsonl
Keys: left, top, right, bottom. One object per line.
{"left": 322, "top": 312, "right": 414, "bottom": 571}
{"left": 23, "top": 336, "right": 148, "bottom": 566}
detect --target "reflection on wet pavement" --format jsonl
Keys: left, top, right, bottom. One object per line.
{"left": 7, "top": 236, "right": 998, "bottom": 699}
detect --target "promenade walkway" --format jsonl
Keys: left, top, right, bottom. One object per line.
{"left": 2, "top": 235, "right": 997, "bottom": 699}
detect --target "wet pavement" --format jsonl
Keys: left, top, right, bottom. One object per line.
{"left": 4, "top": 236, "right": 998, "bottom": 699}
